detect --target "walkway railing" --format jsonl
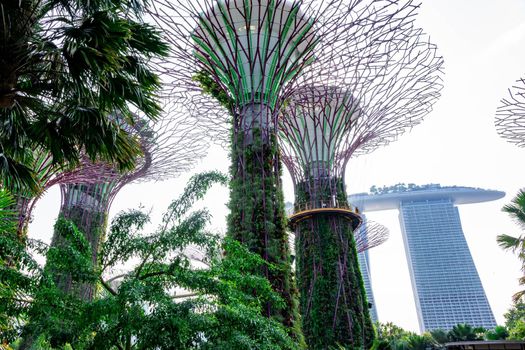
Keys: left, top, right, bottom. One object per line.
{"left": 289, "top": 201, "right": 358, "bottom": 216}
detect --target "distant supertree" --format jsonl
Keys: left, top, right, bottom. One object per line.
{"left": 496, "top": 77, "right": 525, "bottom": 147}
{"left": 354, "top": 220, "right": 389, "bottom": 254}
{"left": 278, "top": 2, "right": 443, "bottom": 346}
{"left": 148, "top": 0, "right": 371, "bottom": 340}
{"left": 50, "top": 100, "right": 207, "bottom": 300}
{"left": 11, "top": 150, "right": 118, "bottom": 240}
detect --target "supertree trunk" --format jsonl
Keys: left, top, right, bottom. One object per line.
{"left": 227, "top": 106, "right": 302, "bottom": 343}
{"left": 49, "top": 183, "right": 112, "bottom": 301}
{"left": 44, "top": 105, "right": 206, "bottom": 302}
{"left": 13, "top": 196, "right": 31, "bottom": 240}
{"left": 293, "top": 180, "right": 373, "bottom": 349}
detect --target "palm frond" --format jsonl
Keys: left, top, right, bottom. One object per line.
{"left": 513, "top": 289, "right": 525, "bottom": 304}
{"left": 0, "top": 189, "right": 17, "bottom": 233}
{"left": 503, "top": 189, "right": 525, "bottom": 230}
{"left": 0, "top": 153, "right": 39, "bottom": 195}
{"left": 497, "top": 234, "right": 525, "bottom": 253}
{"left": 0, "top": 0, "right": 169, "bottom": 193}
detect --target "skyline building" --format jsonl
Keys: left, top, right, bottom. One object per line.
{"left": 356, "top": 216, "right": 379, "bottom": 323}
{"left": 349, "top": 184, "right": 504, "bottom": 332}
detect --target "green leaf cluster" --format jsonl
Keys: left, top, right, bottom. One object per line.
{"left": 446, "top": 323, "right": 486, "bottom": 342}
{"left": 505, "top": 301, "right": 525, "bottom": 340}
{"left": 372, "top": 321, "right": 512, "bottom": 350}
{"left": 1, "top": 172, "right": 297, "bottom": 349}
{"left": 294, "top": 181, "right": 374, "bottom": 349}
{"left": 373, "top": 322, "right": 440, "bottom": 350}
{"left": 0, "top": 0, "right": 168, "bottom": 194}
{"left": 497, "top": 189, "right": 525, "bottom": 302}
{"left": 192, "top": 70, "right": 234, "bottom": 111}
{"left": 227, "top": 128, "right": 304, "bottom": 346}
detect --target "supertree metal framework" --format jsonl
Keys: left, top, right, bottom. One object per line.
{"left": 496, "top": 77, "right": 525, "bottom": 147}
{"left": 146, "top": 0, "right": 373, "bottom": 340}
{"left": 11, "top": 150, "right": 121, "bottom": 239}
{"left": 354, "top": 220, "right": 389, "bottom": 254}
{"left": 276, "top": 1, "right": 443, "bottom": 347}
{"left": 49, "top": 99, "right": 207, "bottom": 300}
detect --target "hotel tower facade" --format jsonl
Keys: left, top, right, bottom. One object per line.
{"left": 350, "top": 184, "right": 504, "bottom": 332}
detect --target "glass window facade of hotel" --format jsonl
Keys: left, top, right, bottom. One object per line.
{"left": 358, "top": 248, "right": 378, "bottom": 323}
{"left": 350, "top": 184, "right": 503, "bottom": 332}
{"left": 356, "top": 216, "right": 379, "bottom": 323}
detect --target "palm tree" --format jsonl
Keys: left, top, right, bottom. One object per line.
{"left": 497, "top": 189, "right": 525, "bottom": 302}
{"left": 485, "top": 325, "right": 509, "bottom": 340}
{"left": 430, "top": 329, "right": 449, "bottom": 345}
{"left": 406, "top": 333, "right": 439, "bottom": 350}
{"left": 447, "top": 324, "right": 484, "bottom": 342}
{"left": 0, "top": 0, "right": 168, "bottom": 194}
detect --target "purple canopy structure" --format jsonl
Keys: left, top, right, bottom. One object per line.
{"left": 496, "top": 77, "right": 525, "bottom": 147}
{"left": 50, "top": 100, "right": 207, "bottom": 300}
{"left": 277, "top": 1, "right": 443, "bottom": 346}
{"left": 147, "top": 0, "right": 372, "bottom": 339}
{"left": 12, "top": 150, "right": 122, "bottom": 239}
{"left": 354, "top": 220, "right": 389, "bottom": 254}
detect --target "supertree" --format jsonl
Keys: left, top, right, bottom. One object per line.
{"left": 496, "top": 77, "right": 525, "bottom": 147}
{"left": 10, "top": 151, "right": 118, "bottom": 240}
{"left": 147, "top": 0, "right": 368, "bottom": 340}
{"left": 278, "top": 2, "right": 444, "bottom": 346}
{"left": 353, "top": 220, "right": 389, "bottom": 254}
{"left": 49, "top": 100, "right": 207, "bottom": 300}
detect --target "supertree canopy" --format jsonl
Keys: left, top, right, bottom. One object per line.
{"left": 50, "top": 101, "right": 207, "bottom": 300}
{"left": 278, "top": 1, "right": 443, "bottom": 347}
{"left": 496, "top": 77, "right": 525, "bottom": 147}
{"left": 10, "top": 150, "right": 120, "bottom": 240}
{"left": 148, "top": 0, "right": 360, "bottom": 341}
{"left": 191, "top": 0, "right": 317, "bottom": 111}
{"left": 354, "top": 220, "right": 389, "bottom": 254}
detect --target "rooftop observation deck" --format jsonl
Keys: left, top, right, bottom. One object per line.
{"left": 348, "top": 185, "right": 505, "bottom": 212}
{"left": 288, "top": 201, "right": 362, "bottom": 230}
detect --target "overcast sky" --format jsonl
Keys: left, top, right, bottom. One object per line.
{"left": 30, "top": 0, "right": 525, "bottom": 333}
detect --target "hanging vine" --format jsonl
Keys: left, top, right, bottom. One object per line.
{"left": 227, "top": 126, "right": 304, "bottom": 347}
{"left": 294, "top": 181, "right": 374, "bottom": 349}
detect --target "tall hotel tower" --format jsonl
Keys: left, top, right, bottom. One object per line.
{"left": 349, "top": 184, "right": 504, "bottom": 332}
{"left": 356, "top": 217, "right": 379, "bottom": 323}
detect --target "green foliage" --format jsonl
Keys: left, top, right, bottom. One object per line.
{"left": 0, "top": 189, "right": 17, "bottom": 234}
{"left": 405, "top": 333, "right": 440, "bottom": 350}
{"left": 370, "top": 339, "right": 394, "bottom": 350}
{"left": 429, "top": 329, "right": 448, "bottom": 344}
{"left": 0, "top": 0, "right": 168, "bottom": 194}
{"left": 294, "top": 182, "right": 373, "bottom": 349}
{"left": 19, "top": 218, "right": 97, "bottom": 348}
{"left": 2, "top": 171, "right": 298, "bottom": 349}
{"left": 374, "top": 323, "right": 441, "bottom": 350}
{"left": 498, "top": 189, "right": 525, "bottom": 302}
{"left": 370, "top": 184, "right": 448, "bottom": 195}
{"left": 505, "top": 301, "right": 525, "bottom": 340}
{"left": 0, "top": 189, "right": 33, "bottom": 342}
{"left": 376, "top": 322, "right": 412, "bottom": 343}
{"left": 295, "top": 177, "right": 347, "bottom": 210}
{"left": 192, "top": 70, "right": 234, "bottom": 110}
{"left": 485, "top": 325, "right": 509, "bottom": 340}
{"left": 373, "top": 322, "right": 511, "bottom": 349}
{"left": 447, "top": 323, "right": 485, "bottom": 342}
{"left": 46, "top": 185, "right": 110, "bottom": 302}
{"left": 227, "top": 128, "right": 304, "bottom": 346}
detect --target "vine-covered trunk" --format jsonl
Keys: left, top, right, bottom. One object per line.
{"left": 294, "top": 181, "right": 374, "bottom": 349}
{"left": 50, "top": 183, "right": 111, "bottom": 300}
{"left": 13, "top": 196, "right": 31, "bottom": 240}
{"left": 20, "top": 184, "right": 110, "bottom": 348}
{"left": 227, "top": 104, "right": 303, "bottom": 345}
